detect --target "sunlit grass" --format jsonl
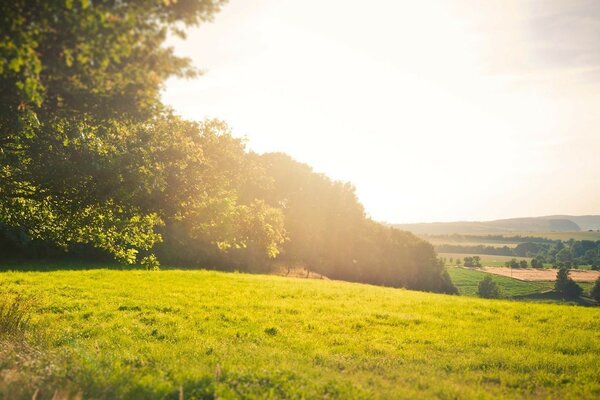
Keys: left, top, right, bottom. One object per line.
{"left": 0, "top": 269, "right": 598, "bottom": 399}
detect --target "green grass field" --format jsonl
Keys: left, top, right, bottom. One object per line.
{"left": 1, "top": 268, "right": 599, "bottom": 399}
{"left": 439, "top": 252, "right": 531, "bottom": 267}
{"left": 446, "top": 267, "right": 595, "bottom": 300}
{"left": 446, "top": 267, "right": 553, "bottom": 297}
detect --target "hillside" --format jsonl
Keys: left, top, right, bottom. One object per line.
{"left": 547, "top": 215, "right": 600, "bottom": 231}
{"left": 393, "top": 216, "right": 589, "bottom": 235}
{"left": 1, "top": 269, "right": 599, "bottom": 399}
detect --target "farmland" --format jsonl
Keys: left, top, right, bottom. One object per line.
{"left": 1, "top": 268, "right": 600, "bottom": 399}
{"left": 446, "top": 267, "right": 595, "bottom": 301}
{"left": 438, "top": 252, "right": 531, "bottom": 267}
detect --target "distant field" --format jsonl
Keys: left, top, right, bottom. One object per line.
{"left": 447, "top": 267, "right": 553, "bottom": 297}
{"left": 425, "top": 239, "right": 519, "bottom": 248}
{"left": 439, "top": 252, "right": 531, "bottom": 267}
{"left": 482, "top": 267, "right": 600, "bottom": 282}
{"left": 1, "top": 269, "right": 599, "bottom": 399}
{"left": 447, "top": 267, "right": 595, "bottom": 300}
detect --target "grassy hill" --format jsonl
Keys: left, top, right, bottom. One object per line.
{"left": 1, "top": 268, "right": 599, "bottom": 399}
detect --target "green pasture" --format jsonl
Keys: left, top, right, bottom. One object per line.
{"left": 0, "top": 268, "right": 599, "bottom": 399}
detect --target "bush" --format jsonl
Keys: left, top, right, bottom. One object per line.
{"left": 141, "top": 255, "right": 160, "bottom": 271}
{"left": 478, "top": 276, "right": 500, "bottom": 299}
{"left": 591, "top": 277, "right": 600, "bottom": 303}
{"left": 554, "top": 268, "right": 583, "bottom": 299}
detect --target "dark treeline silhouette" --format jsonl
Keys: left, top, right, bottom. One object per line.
{"left": 0, "top": 1, "right": 456, "bottom": 293}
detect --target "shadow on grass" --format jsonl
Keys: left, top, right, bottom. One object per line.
{"left": 0, "top": 260, "right": 206, "bottom": 272}
{"left": 512, "top": 290, "right": 597, "bottom": 306}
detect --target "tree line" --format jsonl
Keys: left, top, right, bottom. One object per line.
{"left": 437, "top": 240, "right": 600, "bottom": 269}
{"left": 0, "top": 1, "right": 456, "bottom": 294}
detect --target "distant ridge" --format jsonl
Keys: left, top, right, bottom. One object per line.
{"left": 544, "top": 215, "right": 600, "bottom": 231}
{"left": 391, "top": 215, "right": 600, "bottom": 235}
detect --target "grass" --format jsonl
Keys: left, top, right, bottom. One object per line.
{"left": 0, "top": 294, "right": 32, "bottom": 338}
{"left": 439, "top": 252, "right": 531, "bottom": 267}
{"left": 0, "top": 268, "right": 599, "bottom": 399}
{"left": 447, "top": 267, "right": 597, "bottom": 305}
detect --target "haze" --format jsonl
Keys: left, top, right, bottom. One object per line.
{"left": 162, "top": 0, "right": 600, "bottom": 223}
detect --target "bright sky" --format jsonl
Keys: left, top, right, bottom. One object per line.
{"left": 162, "top": 0, "right": 600, "bottom": 223}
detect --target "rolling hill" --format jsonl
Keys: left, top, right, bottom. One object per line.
{"left": 391, "top": 215, "right": 597, "bottom": 235}
{"left": 1, "top": 268, "right": 599, "bottom": 399}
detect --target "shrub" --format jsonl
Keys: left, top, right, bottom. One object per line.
{"left": 554, "top": 268, "right": 582, "bottom": 299}
{"left": 141, "top": 255, "right": 160, "bottom": 271}
{"left": 478, "top": 276, "right": 500, "bottom": 299}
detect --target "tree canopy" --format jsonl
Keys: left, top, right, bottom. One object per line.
{"left": 1, "top": 0, "right": 457, "bottom": 294}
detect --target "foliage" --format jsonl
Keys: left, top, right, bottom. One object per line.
{"left": 0, "top": 0, "right": 225, "bottom": 264}
{"left": 437, "top": 237, "right": 600, "bottom": 268}
{"left": 1, "top": 0, "right": 463, "bottom": 293}
{"left": 590, "top": 277, "right": 600, "bottom": 303}
{"left": 477, "top": 275, "right": 500, "bottom": 299}
{"left": 554, "top": 267, "right": 583, "bottom": 298}
{"left": 255, "top": 153, "right": 456, "bottom": 293}
{"left": 0, "top": 269, "right": 599, "bottom": 399}
{"left": 463, "top": 256, "right": 481, "bottom": 268}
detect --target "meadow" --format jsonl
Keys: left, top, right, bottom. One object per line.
{"left": 1, "top": 268, "right": 599, "bottom": 399}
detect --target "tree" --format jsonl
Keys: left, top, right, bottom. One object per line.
{"left": 591, "top": 277, "right": 600, "bottom": 303}
{"left": 464, "top": 257, "right": 474, "bottom": 268}
{"left": 0, "top": 0, "right": 226, "bottom": 264}
{"left": 530, "top": 259, "right": 538, "bottom": 268}
{"left": 478, "top": 275, "right": 500, "bottom": 299}
{"left": 519, "top": 260, "right": 528, "bottom": 269}
{"left": 254, "top": 153, "right": 458, "bottom": 293}
{"left": 554, "top": 267, "right": 583, "bottom": 299}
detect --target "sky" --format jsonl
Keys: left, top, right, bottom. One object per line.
{"left": 162, "top": 0, "right": 600, "bottom": 223}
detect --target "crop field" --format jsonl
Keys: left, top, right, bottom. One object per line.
{"left": 423, "top": 238, "right": 520, "bottom": 248}
{"left": 481, "top": 267, "right": 600, "bottom": 282}
{"left": 1, "top": 268, "right": 599, "bottom": 399}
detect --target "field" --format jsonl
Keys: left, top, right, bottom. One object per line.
{"left": 446, "top": 267, "right": 595, "bottom": 300}
{"left": 1, "top": 268, "right": 599, "bottom": 399}
{"left": 481, "top": 267, "right": 600, "bottom": 282}
{"left": 438, "top": 252, "right": 531, "bottom": 267}
{"left": 446, "top": 267, "right": 554, "bottom": 297}
{"left": 424, "top": 239, "right": 519, "bottom": 248}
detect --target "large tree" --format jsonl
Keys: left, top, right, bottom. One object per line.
{"left": 0, "top": 1, "right": 234, "bottom": 263}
